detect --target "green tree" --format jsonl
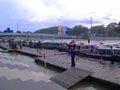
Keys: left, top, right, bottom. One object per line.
{"left": 16, "top": 30, "right": 22, "bottom": 33}
{"left": 114, "top": 22, "right": 120, "bottom": 34}
{"left": 92, "top": 25, "right": 106, "bottom": 36}
{"left": 106, "top": 22, "right": 120, "bottom": 36}
{"left": 34, "top": 27, "right": 58, "bottom": 34}
{"left": 106, "top": 29, "right": 117, "bottom": 37}
{"left": 69, "top": 25, "right": 89, "bottom": 37}
{"left": 23, "top": 31, "right": 32, "bottom": 34}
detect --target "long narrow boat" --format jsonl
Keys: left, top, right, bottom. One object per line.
{"left": 77, "top": 44, "right": 120, "bottom": 61}
{"left": 57, "top": 42, "right": 120, "bottom": 61}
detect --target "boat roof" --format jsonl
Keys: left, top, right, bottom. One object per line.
{"left": 97, "top": 45, "right": 120, "bottom": 50}
{"left": 80, "top": 44, "right": 97, "bottom": 47}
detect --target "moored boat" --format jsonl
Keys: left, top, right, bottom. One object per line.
{"left": 78, "top": 44, "right": 120, "bottom": 61}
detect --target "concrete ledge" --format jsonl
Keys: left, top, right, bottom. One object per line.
{"left": 35, "top": 58, "right": 67, "bottom": 71}
{"left": 50, "top": 67, "right": 91, "bottom": 89}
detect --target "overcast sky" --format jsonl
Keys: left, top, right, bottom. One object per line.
{"left": 0, "top": 0, "right": 120, "bottom": 32}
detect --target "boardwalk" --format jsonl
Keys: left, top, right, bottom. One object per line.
{"left": 1, "top": 42, "right": 120, "bottom": 88}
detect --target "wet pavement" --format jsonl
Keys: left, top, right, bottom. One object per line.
{"left": 0, "top": 43, "right": 66, "bottom": 90}
{"left": 34, "top": 48, "right": 120, "bottom": 87}
{"left": 0, "top": 59, "right": 66, "bottom": 90}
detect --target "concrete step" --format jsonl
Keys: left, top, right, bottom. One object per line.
{"left": 50, "top": 67, "right": 91, "bottom": 89}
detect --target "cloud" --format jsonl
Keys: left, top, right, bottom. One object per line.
{"left": 1, "top": 0, "right": 120, "bottom": 32}
{"left": 12, "top": 0, "right": 62, "bottom": 22}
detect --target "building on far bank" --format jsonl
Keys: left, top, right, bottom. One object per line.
{"left": 58, "top": 26, "right": 68, "bottom": 35}
{"left": 4, "top": 28, "right": 13, "bottom": 33}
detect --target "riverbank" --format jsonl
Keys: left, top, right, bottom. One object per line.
{"left": 90, "top": 37, "right": 120, "bottom": 40}
{"left": 0, "top": 42, "right": 120, "bottom": 89}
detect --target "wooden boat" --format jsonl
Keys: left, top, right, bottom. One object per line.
{"left": 43, "top": 42, "right": 61, "bottom": 49}
{"left": 78, "top": 44, "right": 120, "bottom": 61}
{"left": 57, "top": 43, "right": 68, "bottom": 51}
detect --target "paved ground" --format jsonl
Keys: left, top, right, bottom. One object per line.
{"left": 14, "top": 43, "right": 120, "bottom": 86}
{"left": 34, "top": 48, "right": 120, "bottom": 86}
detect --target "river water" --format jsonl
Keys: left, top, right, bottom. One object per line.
{"left": 43, "top": 39, "right": 120, "bottom": 45}
{"left": 14, "top": 37, "right": 120, "bottom": 45}
{"left": 0, "top": 48, "right": 119, "bottom": 90}
{"left": 0, "top": 51, "right": 62, "bottom": 77}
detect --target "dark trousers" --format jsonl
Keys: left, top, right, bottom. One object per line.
{"left": 111, "top": 56, "right": 114, "bottom": 64}
{"left": 20, "top": 46, "right": 22, "bottom": 49}
{"left": 71, "top": 56, "right": 75, "bottom": 67}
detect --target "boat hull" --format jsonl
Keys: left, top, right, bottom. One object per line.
{"left": 77, "top": 51, "right": 120, "bottom": 61}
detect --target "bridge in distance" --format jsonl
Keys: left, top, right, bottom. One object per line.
{"left": 0, "top": 33, "right": 120, "bottom": 40}
{"left": 0, "top": 33, "right": 76, "bottom": 39}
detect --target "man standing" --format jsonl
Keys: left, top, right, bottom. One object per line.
{"left": 38, "top": 41, "right": 42, "bottom": 50}
{"left": 71, "top": 49, "right": 76, "bottom": 67}
{"left": 88, "top": 38, "right": 90, "bottom": 44}
{"left": 19, "top": 41, "right": 23, "bottom": 49}
{"left": 110, "top": 46, "right": 114, "bottom": 64}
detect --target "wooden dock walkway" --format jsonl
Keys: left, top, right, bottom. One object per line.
{"left": 50, "top": 67, "right": 91, "bottom": 88}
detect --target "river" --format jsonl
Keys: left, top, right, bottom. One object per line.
{"left": 44, "top": 39, "right": 120, "bottom": 45}
{"left": 13, "top": 37, "right": 119, "bottom": 44}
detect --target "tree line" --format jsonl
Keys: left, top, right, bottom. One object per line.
{"left": 17, "top": 22, "right": 120, "bottom": 38}
{"left": 68, "top": 22, "right": 120, "bottom": 37}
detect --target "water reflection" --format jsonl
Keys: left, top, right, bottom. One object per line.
{"left": 0, "top": 51, "right": 62, "bottom": 77}
{"left": 69, "top": 78, "right": 119, "bottom": 90}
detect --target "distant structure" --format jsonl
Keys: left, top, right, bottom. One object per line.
{"left": 58, "top": 26, "right": 68, "bottom": 35}
{"left": 4, "top": 28, "right": 13, "bottom": 33}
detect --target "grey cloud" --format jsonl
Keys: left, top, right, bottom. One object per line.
{"left": 0, "top": 0, "right": 114, "bottom": 32}
{"left": 102, "top": 16, "right": 111, "bottom": 20}
{"left": 0, "top": 17, "right": 103, "bottom": 32}
{"left": 80, "top": 19, "right": 101, "bottom": 24}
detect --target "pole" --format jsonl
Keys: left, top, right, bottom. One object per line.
{"left": 88, "top": 17, "right": 92, "bottom": 58}
{"left": 90, "top": 17, "right": 92, "bottom": 31}
{"left": 17, "top": 24, "right": 19, "bottom": 31}
{"left": 88, "top": 17, "right": 92, "bottom": 44}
